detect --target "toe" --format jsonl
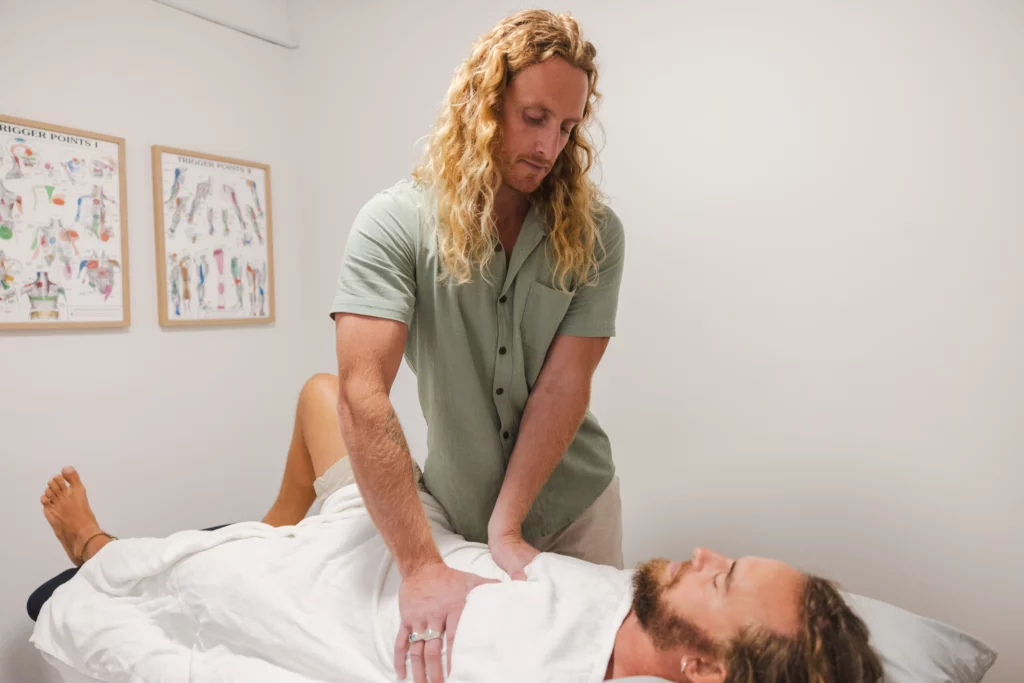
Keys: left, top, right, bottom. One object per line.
{"left": 41, "top": 494, "right": 50, "bottom": 505}
{"left": 45, "top": 488, "right": 57, "bottom": 502}
{"left": 62, "top": 466, "right": 82, "bottom": 488}
{"left": 48, "top": 477, "right": 65, "bottom": 497}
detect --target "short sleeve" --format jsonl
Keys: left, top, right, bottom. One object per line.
{"left": 329, "top": 189, "right": 418, "bottom": 325}
{"left": 556, "top": 207, "right": 625, "bottom": 337}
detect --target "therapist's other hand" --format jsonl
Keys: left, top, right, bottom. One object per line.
{"left": 488, "top": 530, "right": 540, "bottom": 581}
{"left": 395, "top": 560, "right": 498, "bottom": 683}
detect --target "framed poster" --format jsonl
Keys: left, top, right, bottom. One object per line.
{"left": 152, "top": 146, "right": 274, "bottom": 327}
{"left": 0, "top": 115, "right": 130, "bottom": 329}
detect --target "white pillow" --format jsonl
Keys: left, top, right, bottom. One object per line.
{"left": 843, "top": 591, "right": 998, "bottom": 683}
{"left": 614, "top": 594, "right": 997, "bottom": 683}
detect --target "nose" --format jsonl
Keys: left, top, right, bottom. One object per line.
{"left": 692, "top": 547, "right": 731, "bottom": 572}
{"left": 536, "top": 127, "right": 560, "bottom": 165}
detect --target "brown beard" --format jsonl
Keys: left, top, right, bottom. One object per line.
{"left": 632, "top": 559, "right": 720, "bottom": 656}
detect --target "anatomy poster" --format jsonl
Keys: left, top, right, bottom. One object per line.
{"left": 0, "top": 115, "right": 130, "bottom": 329}
{"left": 153, "top": 146, "right": 274, "bottom": 326}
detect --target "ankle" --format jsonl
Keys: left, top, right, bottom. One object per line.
{"left": 76, "top": 528, "right": 115, "bottom": 564}
{"left": 82, "top": 534, "right": 114, "bottom": 563}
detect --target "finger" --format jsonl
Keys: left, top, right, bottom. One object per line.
{"left": 409, "top": 638, "right": 428, "bottom": 683}
{"left": 394, "top": 623, "right": 411, "bottom": 680}
{"left": 407, "top": 626, "right": 428, "bottom": 683}
{"left": 445, "top": 610, "right": 462, "bottom": 675}
{"left": 424, "top": 619, "right": 445, "bottom": 683}
{"left": 512, "top": 569, "right": 528, "bottom": 581}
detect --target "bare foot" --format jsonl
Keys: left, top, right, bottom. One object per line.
{"left": 40, "top": 467, "right": 106, "bottom": 566}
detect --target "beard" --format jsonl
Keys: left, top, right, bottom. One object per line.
{"left": 632, "top": 558, "right": 720, "bottom": 656}
{"left": 495, "top": 148, "right": 549, "bottom": 195}
{"left": 503, "top": 163, "right": 544, "bottom": 194}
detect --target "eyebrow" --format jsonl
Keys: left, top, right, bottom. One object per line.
{"left": 725, "top": 559, "right": 739, "bottom": 593}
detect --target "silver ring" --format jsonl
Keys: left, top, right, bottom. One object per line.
{"left": 408, "top": 628, "right": 442, "bottom": 644}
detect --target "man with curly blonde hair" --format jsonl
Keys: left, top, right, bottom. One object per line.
{"left": 329, "top": 9, "right": 626, "bottom": 682}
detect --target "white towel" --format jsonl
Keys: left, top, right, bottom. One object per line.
{"left": 32, "top": 484, "right": 632, "bottom": 683}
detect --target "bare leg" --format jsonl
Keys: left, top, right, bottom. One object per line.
{"left": 260, "top": 373, "right": 349, "bottom": 526}
{"left": 38, "top": 374, "right": 349, "bottom": 566}
{"left": 41, "top": 467, "right": 114, "bottom": 566}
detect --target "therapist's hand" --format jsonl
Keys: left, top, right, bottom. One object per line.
{"left": 395, "top": 561, "right": 498, "bottom": 683}
{"left": 488, "top": 529, "right": 540, "bottom": 581}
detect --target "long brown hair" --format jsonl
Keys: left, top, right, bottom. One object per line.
{"left": 723, "top": 575, "right": 884, "bottom": 683}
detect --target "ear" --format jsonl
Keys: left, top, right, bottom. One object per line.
{"left": 680, "top": 655, "right": 726, "bottom": 683}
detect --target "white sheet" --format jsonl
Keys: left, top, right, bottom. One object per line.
{"left": 32, "top": 484, "right": 632, "bottom": 683}
{"left": 41, "top": 652, "right": 105, "bottom": 683}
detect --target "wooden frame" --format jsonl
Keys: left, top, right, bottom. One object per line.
{"left": 152, "top": 146, "right": 275, "bottom": 327}
{"left": 0, "top": 115, "right": 131, "bottom": 329}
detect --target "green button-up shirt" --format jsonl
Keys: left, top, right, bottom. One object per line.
{"left": 331, "top": 180, "right": 625, "bottom": 543}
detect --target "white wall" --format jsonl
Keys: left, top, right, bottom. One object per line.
{"left": 151, "top": 0, "right": 298, "bottom": 47}
{"left": 0, "top": 1, "right": 301, "bottom": 681}
{"left": 291, "top": 1, "right": 1023, "bottom": 682}
{"left": 3, "top": 0, "right": 1020, "bottom": 681}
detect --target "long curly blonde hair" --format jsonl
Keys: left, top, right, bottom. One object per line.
{"left": 413, "top": 10, "right": 604, "bottom": 290}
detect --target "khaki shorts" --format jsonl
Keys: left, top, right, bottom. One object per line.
{"left": 314, "top": 457, "right": 424, "bottom": 506}
{"left": 531, "top": 477, "right": 624, "bottom": 569}
{"left": 314, "top": 459, "right": 623, "bottom": 570}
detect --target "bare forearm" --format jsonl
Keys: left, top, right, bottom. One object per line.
{"left": 337, "top": 390, "right": 441, "bottom": 576}
{"left": 490, "top": 384, "right": 590, "bottom": 534}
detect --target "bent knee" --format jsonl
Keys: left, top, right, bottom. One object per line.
{"left": 300, "top": 373, "right": 339, "bottom": 407}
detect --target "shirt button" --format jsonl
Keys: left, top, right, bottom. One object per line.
{"left": 496, "top": 388, "right": 504, "bottom": 395}
{"left": 498, "top": 346, "right": 507, "bottom": 355}
{"left": 503, "top": 431, "right": 510, "bottom": 439}
{"left": 499, "top": 295, "right": 507, "bottom": 303}
{"left": 495, "top": 243, "right": 503, "bottom": 252}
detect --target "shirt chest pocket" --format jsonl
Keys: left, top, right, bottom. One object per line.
{"left": 520, "top": 282, "right": 574, "bottom": 387}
